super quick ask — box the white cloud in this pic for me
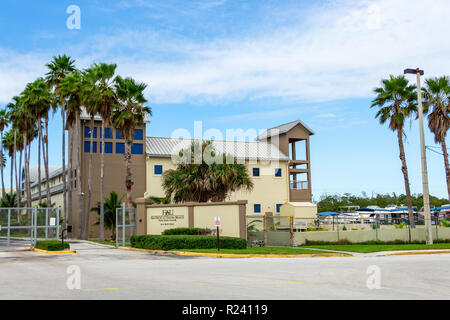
[1,0,450,105]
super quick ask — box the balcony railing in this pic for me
[290,180,308,190]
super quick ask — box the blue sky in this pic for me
[1,0,450,200]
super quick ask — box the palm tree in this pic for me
[58,71,84,239]
[91,191,124,241]
[0,108,8,199]
[371,75,417,228]
[162,141,254,203]
[80,67,100,240]
[46,55,76,231]
[21,79,53,206]
[422,76,450,201]
[111,76,151,210]
[86,63,117,242]
[0,192,17,208]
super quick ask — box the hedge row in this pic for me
[131,235,247,250]
[35,240,70,251]
[162,227,212,236]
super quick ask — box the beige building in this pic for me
[144,120,317,218]
[23,119,317,238]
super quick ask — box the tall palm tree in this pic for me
[46,55,76,230]
[13,91,36,208]
[80,67,99,240]
[422,76,450,201]
[372,75,417,227]
[58,71,84,239]
[162,141,254,203]
[0,108,8,199]
[2,129,14,197]
[87,63,117,242]
[111,76,151,210]
[22,79,53,206]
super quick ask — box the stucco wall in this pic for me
[294,226,450,245]
[137,199,247,239]
[145,156,289,216]
[194,204,241,238]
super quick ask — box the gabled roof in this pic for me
[146,137,289,161]
[257,120,315,140]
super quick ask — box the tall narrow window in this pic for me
[254,204,261,213]
[253,168,260,177]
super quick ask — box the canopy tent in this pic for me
[316,212,341,217]
[356,207,417,213]
[431,206,450,212]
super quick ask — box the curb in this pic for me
[118,247,350,258]
[33,248,78,255]
[384,250,450,256]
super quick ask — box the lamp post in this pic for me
[404,68,433,245]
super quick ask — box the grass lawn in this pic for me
[302,243,450,253]
[170,247,342,255]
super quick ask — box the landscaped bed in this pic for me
[302,243,450,253]
[35,240,70,251]
[170,247,343,255]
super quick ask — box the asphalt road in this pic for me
[0,242,449,300]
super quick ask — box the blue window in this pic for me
[116,143,125,154]
[102,142,113,154]
[84,126,97,138]
[154,165,163,175]
[104,128,113,139]
[116,129,123,140]
[253,168,260,177]
[84,142,97,153]
[134,129,143,140]
[131,144,143,155]
[275,168,282,177]
[276,204,282,213]
[254,204,261,213]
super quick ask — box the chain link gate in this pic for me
[115,204,137,248]
[0,207,61,250]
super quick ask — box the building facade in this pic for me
[23,119,317,238]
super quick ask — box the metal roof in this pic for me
[146,137,289,161]
[257,120,315,140]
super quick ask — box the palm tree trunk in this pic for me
[1,130,5,199]
[44,118,51,206]
[124,141,134,225]
[397,129,415,228]
[84,116,94,240]
[23,133,31,208]
[12,131,16,199]
[441,139,450,202]
[62,108,67,229]
[100,120,105,242]
[68,125,73,236]
[37,121,42,203]
[76,114,83,239]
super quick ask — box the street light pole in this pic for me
[404,68,433,245]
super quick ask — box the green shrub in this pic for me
[441,219,450,227]
[394,222,406,229]
[131,235,247,250]
[162,228,212,236]
[35,240,70,251]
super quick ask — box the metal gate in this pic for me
[115,204,137,248]
[247,215,294,247]
[0,207,61,250]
